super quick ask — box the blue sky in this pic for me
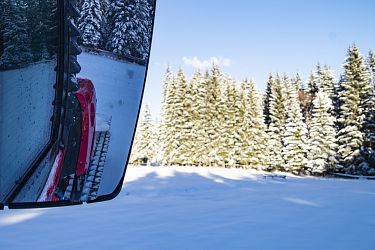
[144,0,375,118]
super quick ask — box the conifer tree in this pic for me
[234,81,248,167]
[304,70,319,125]
[307,70,319,95]
[282,83,308,174]
[205,65,223,166]
[106,0,151,59]
[225,78,239,168]
[367,50,375,86]
[308,91,337,175]
[78,0,103,48]
[319,65,336,101]
[170,68,187,165]
[189,71,209,166]
[178,77,195,166]
[263,74,274,127]
[160,67,177,165]
[130,105,156,165]
[0,0,32,69]
[244,80,268,170]
[27,0,58,61]
[337,45,372,173]
[215,75,232,167]
[267,74,288,170]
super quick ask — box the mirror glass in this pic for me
[0,0,155,208]
[0,0,58,204]
[77,0,155,199]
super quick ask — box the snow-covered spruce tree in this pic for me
[243,80,268,170]
[160,67,177,165]
[215,75,233,167]
[0,0,33,69]
[129,104,157,165]
[307,70,319,95]
[263,73,274,127]
[282,82,309,174]
[189,71,210,166]
[177,76,195,166]
[368,50,375,86]
[318,65,336,101]
[336,45,373,174]
[234,81,248,167]
[106,0,151,59]
[169,68,187,165]
[362,54,375,174]
[205,65,223,166]
[27,0,57,61]
[308,91,337,175]
[78,0,103,48]
[303,70,319,126]
[266,74,288,171]
[223,77,239,168]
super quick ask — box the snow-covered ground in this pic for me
[0,166,374,249]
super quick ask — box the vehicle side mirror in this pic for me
[0,0,156,209]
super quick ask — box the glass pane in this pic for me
[0,0,58,202]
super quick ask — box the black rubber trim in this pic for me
[88,0,157,204]
[8,201,82,210]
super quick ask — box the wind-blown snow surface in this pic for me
[0,166,374,249]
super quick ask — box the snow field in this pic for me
[0,166,374,250]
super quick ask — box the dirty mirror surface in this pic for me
[0,1,58,204]
[0,0,155,207]
[77,0,155,200]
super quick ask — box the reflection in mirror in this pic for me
[0,1,58,204]
[76,0,155,200]
[1,0,155,208]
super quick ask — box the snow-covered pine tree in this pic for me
[266,74,288,170]
[337,45,372,174]
[263,73,274,127]
[308,91,337,175]
[106,0,151,59]
[0,0,33,69]
[78,0,103,48]
[282,81,308,174]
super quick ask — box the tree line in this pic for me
[0,0,57,70]
[131,45,375,176]
[77,0,154,60]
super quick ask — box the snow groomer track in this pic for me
[65,115,112,201]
